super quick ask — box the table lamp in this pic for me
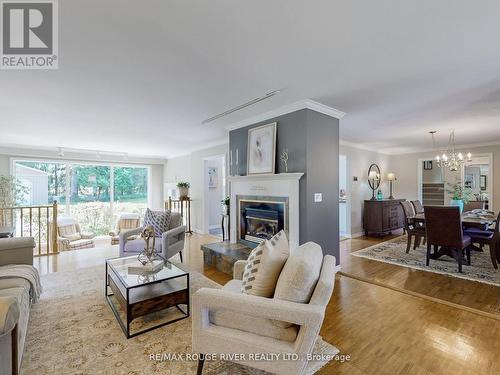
[387,172,396,199]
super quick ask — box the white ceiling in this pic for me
[1,0,500,157]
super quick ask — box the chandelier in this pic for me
[429,130,471,171]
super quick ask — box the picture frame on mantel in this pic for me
[247,122,277,175]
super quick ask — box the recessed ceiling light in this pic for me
[202,89,283,125]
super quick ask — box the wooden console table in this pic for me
[165,197,193,234]
[363,199,405,236]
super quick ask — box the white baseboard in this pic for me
[334,264,342,273]
[343,231,364,239]
[208,224,220,230]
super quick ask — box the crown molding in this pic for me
[166,138,228,159]
[224,99,346,131]
[339,140,390,155]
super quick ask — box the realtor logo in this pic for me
[1,0,58,69]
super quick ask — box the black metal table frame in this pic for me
[105,258,190,339]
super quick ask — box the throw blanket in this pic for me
[0,265,42,303]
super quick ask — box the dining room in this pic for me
[338,143,500,323]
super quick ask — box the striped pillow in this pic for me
[241,230,289,297]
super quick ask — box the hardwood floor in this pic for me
[340,231,500,319]
[33,233,500,375]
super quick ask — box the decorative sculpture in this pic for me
[280,148,289,173]
[137,225,158,265]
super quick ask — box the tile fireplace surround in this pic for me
[228,173,304,250]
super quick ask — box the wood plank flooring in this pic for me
[340,231,500,319]
[33,233,500,375]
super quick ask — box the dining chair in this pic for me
[463,211,500,269]
[463,201,485,212]
[424,206,471,273]
[411,200,424,215]
[400,201,426,253]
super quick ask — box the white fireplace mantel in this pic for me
[229,173,304,249]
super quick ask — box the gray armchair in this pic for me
[192,242,337,375]
[118,212,186,262]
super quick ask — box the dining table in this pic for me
[411,211,496,230]
[410,210,497,255]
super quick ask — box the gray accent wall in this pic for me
[229,109,340,262]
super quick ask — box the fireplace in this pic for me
[238,196,288,246]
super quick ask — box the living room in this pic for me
[1,1,500,375]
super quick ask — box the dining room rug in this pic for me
[21,263,339,375]
[351,236,500,286]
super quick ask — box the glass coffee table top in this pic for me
[106,255,187,289]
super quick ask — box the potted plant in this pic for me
[176,181,190,199]
[446,181,473,213]
[221,196,230,215]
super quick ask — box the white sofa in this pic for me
[192,241,337,375]
[0,237,36,375]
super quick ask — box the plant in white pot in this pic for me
[177,181,190,200]
[446,181,473,213]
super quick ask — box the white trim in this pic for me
[334,264,342,274]
[167,138,229,159]
[378,140,500,156]
[224,99,345,131]
[343,231,364,239]
[339,140,390,155]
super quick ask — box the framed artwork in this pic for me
[464,174,475,188]
[423,161,433,170]
[208,167,218,188]
[480,175,487,190]
[247,122,277,175]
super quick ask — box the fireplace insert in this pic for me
[238,197,287,246]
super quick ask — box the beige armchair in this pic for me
[54,217,95,251]
[192,242,337,375]
[109,213,140,245]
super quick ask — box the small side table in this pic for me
[221,214,230,241]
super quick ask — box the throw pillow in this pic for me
[272,241,324,328]
[241,230,289,297]
[143,208,171,237]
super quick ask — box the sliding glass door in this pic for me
[69,165,112,235]
[14,160,149,236]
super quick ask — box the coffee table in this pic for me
[105,255,189,338]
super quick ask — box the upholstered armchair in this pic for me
[109,213,140,245]
[119,211,185,262]
[192,242,337,375]
[54,217,95,251]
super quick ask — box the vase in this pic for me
[450,199,464,213]
[178,187,189,199]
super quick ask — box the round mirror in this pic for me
[367,163,381,190]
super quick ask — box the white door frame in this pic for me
[201,154,226,235]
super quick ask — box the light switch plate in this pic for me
[314,193,323,202]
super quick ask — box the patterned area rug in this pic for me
[352,236,500,286]
[22,264,339,374]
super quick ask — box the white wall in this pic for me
[339,144,391,236]
[164,143,229,233]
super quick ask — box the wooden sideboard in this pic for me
[363,199,405,236]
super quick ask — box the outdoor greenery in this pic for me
[0,174,27,207]
[446,181,474,203]
[13,162,148,235]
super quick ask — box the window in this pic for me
[13,160,149,236]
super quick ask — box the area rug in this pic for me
[351,236,500,287]
[22,264,339,375]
